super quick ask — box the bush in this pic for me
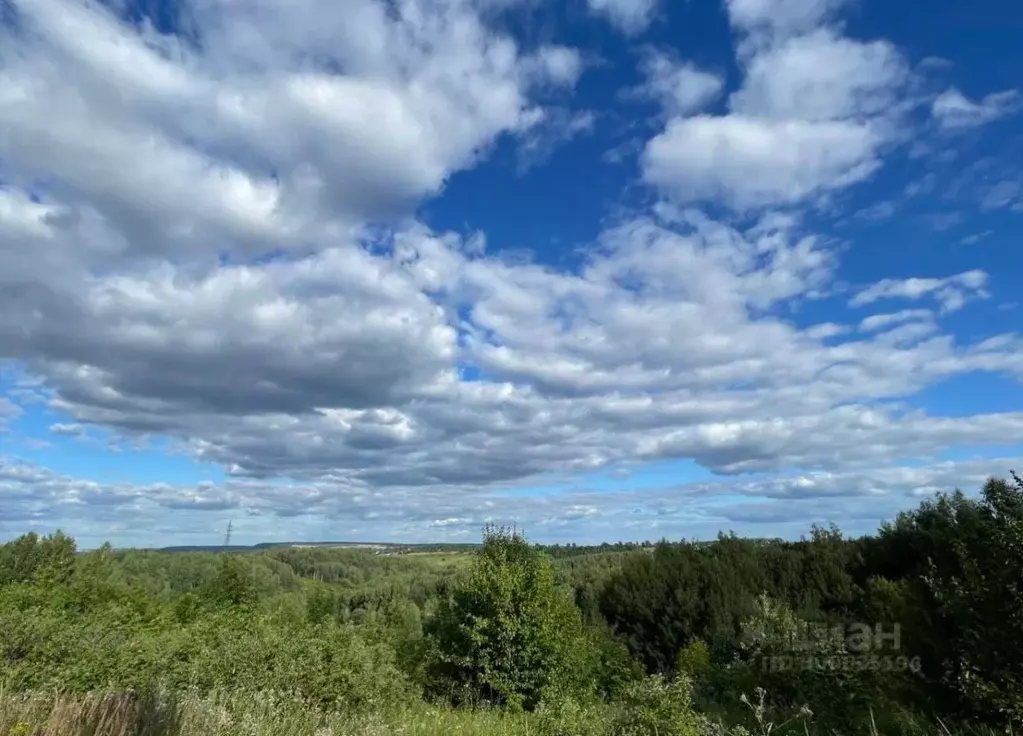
[610,675,711,736]
[426,525,594,709]
[677,639,711,682]
[591,625,645,701]
[535,694,611,736]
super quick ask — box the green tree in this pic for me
[599,541,757,674]
[200,554,257,608]
[675,638,710,683]
[34,530,77,586]
[0,532,43,585]
[426,525,592,709]
[910,474,1023,723]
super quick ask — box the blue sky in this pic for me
[1,0,1022,548]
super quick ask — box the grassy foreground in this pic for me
[0,689,1008,736]
[0,691,534,736]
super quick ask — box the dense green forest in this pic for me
[1,473,1021,735]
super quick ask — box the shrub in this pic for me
[610,675,711,736]
[591,625,645,701]
[426,525,594,709]
[535,694,611,736]
[677,639,711,682]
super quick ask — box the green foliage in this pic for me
[599,540,760,674]
[0,530,76,587]
[736,594,808,660]
[172,592,201,624]
[609,675,712,736]
[887,474,1023,722]
[709,594,900,734]
[677,639,711,682]
[534,693,611,736]
[589,624,645,701]
[0,597,415,711]
[732,687,814,736]
[200,555,258,608]
[305,587,338,625]
[426,525,593,709]
[0,532,45,586]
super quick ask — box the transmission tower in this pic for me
[224,520,233,547]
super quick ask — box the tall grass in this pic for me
[0,690,540,736]
[0,690,1012,736]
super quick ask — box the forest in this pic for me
[0,473,1021,735]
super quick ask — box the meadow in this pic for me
[1,473,1021,735]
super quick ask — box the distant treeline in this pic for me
[154,541,480,554]
[153,540,661,556]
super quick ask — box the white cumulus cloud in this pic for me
[641,0,909,210]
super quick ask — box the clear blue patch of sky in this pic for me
[847,0,1023,92]
[911,371,1023,417]
[1,431,226,486]
[418,134,615,269]
[1,387,225,486]
[936,447,1023,464]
